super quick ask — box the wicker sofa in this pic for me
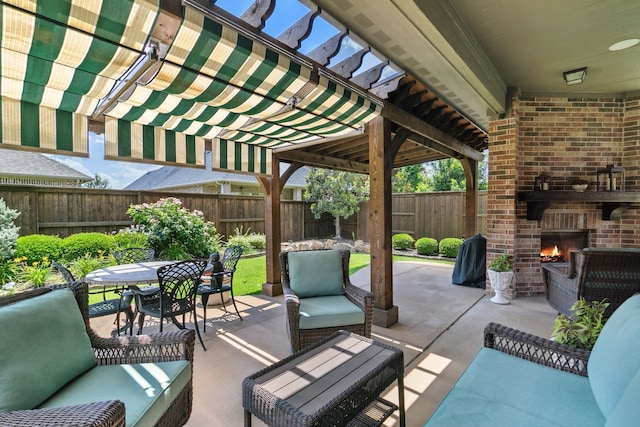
[542,247,640,318]
[0,282,195,427]
[424,293,640,426]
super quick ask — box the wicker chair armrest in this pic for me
[344,282,375,311]
[484,322,590,376]
[0,400,126,427]
[90,329,195,365]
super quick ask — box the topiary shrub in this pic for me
[439,237,464,258]
[15,234,63,264]
[392,233,414,250]
[60,232,115,261]
[415,237,438,256]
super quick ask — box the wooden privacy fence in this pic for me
[0,186,487,242]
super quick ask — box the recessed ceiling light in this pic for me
[608,38,640,51]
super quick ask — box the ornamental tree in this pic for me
[304,168,369,239]
[0,198,20,260]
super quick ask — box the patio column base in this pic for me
[373,305,398,327]
[262,282,282,297]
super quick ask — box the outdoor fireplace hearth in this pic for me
[540,230,589,263]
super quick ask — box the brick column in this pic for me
[486,94,518,298]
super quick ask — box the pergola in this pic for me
[0,0,487,326]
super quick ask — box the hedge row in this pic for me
[392,233,464,258]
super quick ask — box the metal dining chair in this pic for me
[52,260,134,336]
[131,260,208,350]
[111,247,156,335]
[196,246,243,331]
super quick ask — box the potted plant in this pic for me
[487,254,514,304]
[551,298,609,350]
[568,177,589,192]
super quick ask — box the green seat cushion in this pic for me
[588,293,640,418]
[299,295,364,329]
[0,289,96,412]
[38,360,191,427]
[287,250,344,298]
[605,369,640,427]
[425,348,604,427]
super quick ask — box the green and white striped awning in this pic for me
[0,96,87,154]
[0,0,159,152]
[0,0,383,173]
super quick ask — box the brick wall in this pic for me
[488,93,640,296]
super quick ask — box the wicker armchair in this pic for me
[280,249,374,353]
[0,282,195,427]
[541,248,640,318]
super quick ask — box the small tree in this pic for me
[83,173,110,189]
[0,198,20,259]
[304,168,369,239]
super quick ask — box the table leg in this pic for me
[244,410,252,427]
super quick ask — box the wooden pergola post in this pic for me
[368,116,398,327]
[461,157,479,238]
[258,160,283,296]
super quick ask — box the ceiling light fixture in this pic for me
[609,38,640,51]
[563,67,587,85]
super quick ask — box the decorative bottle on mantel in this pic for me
[596,164,625,192]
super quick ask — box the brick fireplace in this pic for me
[486,92,640,297]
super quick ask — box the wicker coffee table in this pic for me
[242,331,405,427]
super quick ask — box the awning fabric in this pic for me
[0,0,159,153]
[104,117,204,166]
[0,96,87,154]
[1,0,382,173]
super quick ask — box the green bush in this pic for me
[226,227,266,254]
[127,197,221,259]
[439,237,464,258]
[0,198,20,260]
[392,233,414,250]
[60,232,114,261]
[415,237,438,256]
[112,226,149,249]
[15,234,63,264]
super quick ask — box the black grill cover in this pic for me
[452,234,486,288]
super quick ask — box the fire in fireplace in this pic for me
[540,230,589,263]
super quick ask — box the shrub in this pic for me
[0,198,20,260]
[127,198,221,259]
[15,234,63,264]
[15,257,52,287]
[226,227,266,254]
[71,252,112,279]
[112,226,149,249]
[439,237,464,258]
[488,254,514,272]
[60,232,115,261]
[0,259,17,285]
[392,233,414,250]
[415,237,438,256]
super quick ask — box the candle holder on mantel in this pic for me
[596,164,625,191]
[534,173,552,191]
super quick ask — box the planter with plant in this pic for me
[551,298,609,350]
[487,254,514,304]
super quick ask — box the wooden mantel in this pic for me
[517,191,640,220]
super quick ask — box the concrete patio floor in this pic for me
[92,260,557,426]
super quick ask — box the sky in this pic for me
[51,0,393,189]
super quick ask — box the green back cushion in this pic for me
[588,293,640,418]
[287,250,344,298]
[0,289,96,411]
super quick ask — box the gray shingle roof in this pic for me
[125,165,309,191]
[0,148,91,180]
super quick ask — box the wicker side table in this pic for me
[242,331,405,427]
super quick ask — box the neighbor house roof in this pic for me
[125,165,309,191]
[0,148,91,185]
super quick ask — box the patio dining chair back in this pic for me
[197,246,243,331]
[133,260,208,350]
[110,248,155,335]
[113,247,155,265]
[52,260,134,336]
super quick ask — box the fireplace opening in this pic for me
[540,230,589,263]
